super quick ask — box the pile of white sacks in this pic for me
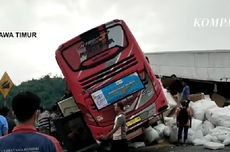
[144,94,230,150]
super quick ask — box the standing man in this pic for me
[0,106,14,133]
[0,91,63,152]
[50,105,61,138]
[0,107,8,136]
[175,100,192,145]
[38,107,51,135]
[101,102,128,152]
[181,81,190,101]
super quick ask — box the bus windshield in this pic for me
[62,25,128,71]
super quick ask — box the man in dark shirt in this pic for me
[0,91,63,152]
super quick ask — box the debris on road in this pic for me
[163,94,230,150]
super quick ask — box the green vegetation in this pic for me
[0,75,66,109]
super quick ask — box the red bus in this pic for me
[55,19,168,140]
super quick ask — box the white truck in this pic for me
[145,50,230,105]
[145,50,230,82]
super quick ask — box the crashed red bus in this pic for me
[55,19,168,140]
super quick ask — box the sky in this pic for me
[0,0,230,85]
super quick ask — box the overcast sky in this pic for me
[1,0,230,85]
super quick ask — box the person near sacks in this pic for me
[175,100,192,145]
[181,81,190,101]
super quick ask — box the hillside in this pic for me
[0,75,66,109]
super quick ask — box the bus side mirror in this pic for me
[145,56,149,63]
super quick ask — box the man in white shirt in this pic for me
[101,102,128,152]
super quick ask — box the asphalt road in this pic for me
[130,144,230,152]
[63,140,230,152]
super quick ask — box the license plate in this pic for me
[126,116,141,127]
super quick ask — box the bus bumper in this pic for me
[88,124,113,140]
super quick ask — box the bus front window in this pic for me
[62,25,127,71]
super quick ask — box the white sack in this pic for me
[210,136,219,143]
[186,119,203,144]
[163,89,177,108]
[128,142,145,148]
[187,129,194,143]
[223,137,230,146]
[164,117,176,127]
[163,126,171,137]
[209,126,230,142]
[204,134,219,143]
[154,123,166,137]
[202,120,215,136]
[204,95,211,100]
[169,125,178,143]
[189,99,217,121]
[204,134,212,142]
[206,105,230,128]
[193,138,207,146]
[204,142,225,150]
[191,118,202,131]
[144,126,159,144]
[188,129,203,144]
